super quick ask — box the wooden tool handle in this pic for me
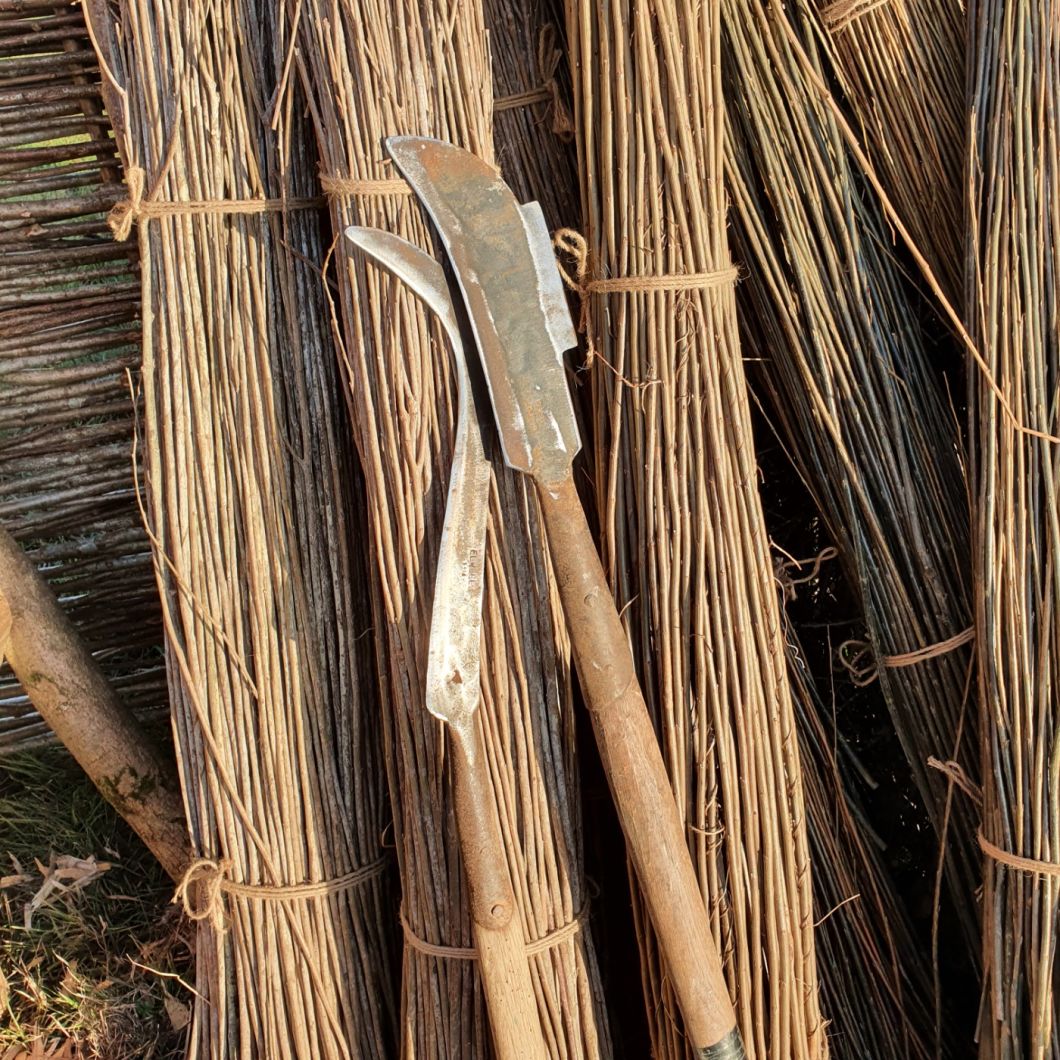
[450,722,548,1060]
[536,473,742,1053]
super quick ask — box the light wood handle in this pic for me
[450,721,548,1060]
[536,472,741,1052]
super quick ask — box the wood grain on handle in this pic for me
[450,720,548,1060]
[536,473,740,1051]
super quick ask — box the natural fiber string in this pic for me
[927,757,982,805]
[174,855,389,931]
[819,0,893,31]
[554,227,739,297]
[107,166,323,241]
[776,545,838,601]
[319,174,412,197]
[493,26,574,139]
[553,228,738,383]
[836,639,878,687]
[838,626,974,685]
[494,85,553,111]
[884,626,975,668]
[399,905,588,960]
[979,831,1060,879]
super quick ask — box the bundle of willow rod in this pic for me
[782,615,935,1060]
[566,2,824,1056]
[295,3,610,1056]
[488,0,577,230]
[0,0,163,750]
[722,0,978,970]
[84,1,395,1054]
[969,0,1060,1052]
[813,0,964,304]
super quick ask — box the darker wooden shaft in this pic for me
[450,721,548,1058]
[536,472,740,1050]
[450,720,518,931]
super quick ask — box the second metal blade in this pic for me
[345,225,490,731]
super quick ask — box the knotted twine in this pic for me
[107,165,322,242]
[554,228,740,298]
[838,625,975,687]
[399,904,589,960]
[493,26,574,141]
[174,855,388,932]
[552,228,739,379]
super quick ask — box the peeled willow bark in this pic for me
[84,0,395,1055]
[565,2,824,1056]
[813,0,964,304]
[969,0,1060,1053]
[0,0,164,751]
[723,0,979,992]
[295,3,610,1056]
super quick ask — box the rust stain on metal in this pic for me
[386,136,580,485]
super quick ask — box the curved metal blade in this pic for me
[386,136,580,486]
[345,226,490,730]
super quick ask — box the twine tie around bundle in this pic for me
[319,174,412,198]
[552,228,740,380]
[837,625,975,687]
[553,228,740,299]
[174,855,388,932]
[400,904,589,960]
[978,831,1060,879]
[819,0,893,31]
[493,26,574,140]
[107,165,323,242]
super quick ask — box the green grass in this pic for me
[0,749,191,1059]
